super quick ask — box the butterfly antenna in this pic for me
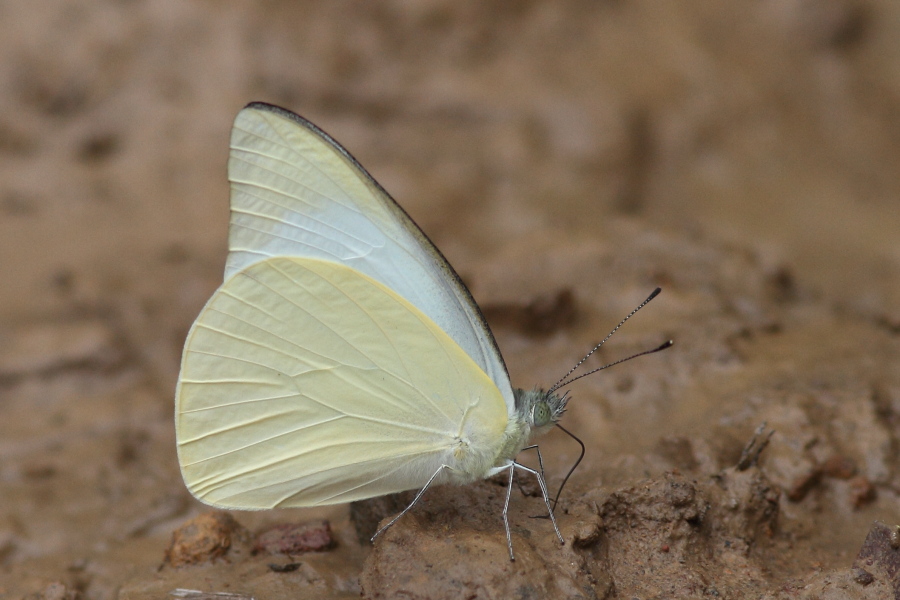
[552,339,673,390]
[548,287,667,395]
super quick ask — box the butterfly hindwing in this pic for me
[176,257,509,509]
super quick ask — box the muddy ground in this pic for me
[1,1,898,599]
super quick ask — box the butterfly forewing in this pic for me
[225,104,514,413]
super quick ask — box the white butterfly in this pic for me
[175,103,668,560]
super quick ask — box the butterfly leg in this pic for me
[500,462,517,561]
[516,444,546,498]
[513,461,565,545]
[370,464,449,544]
[520,444,546,473]
[517,444,557,518]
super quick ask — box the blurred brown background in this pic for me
[1,2,898,598]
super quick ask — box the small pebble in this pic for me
[165,511,245,567]
[786,469,821,502]
[851,566,874,586]
[848,476,876,509]
[571,518,602,548]
[253,520,335,555]
[821,455,856,479]
[269,562,302,573]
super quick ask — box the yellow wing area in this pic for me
[176,257,509,509]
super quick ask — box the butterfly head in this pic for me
[514,388,569,437]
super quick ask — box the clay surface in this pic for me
[1,2,898,599]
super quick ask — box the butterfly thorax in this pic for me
[491,388,568,467]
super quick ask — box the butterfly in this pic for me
[175,102,670,560]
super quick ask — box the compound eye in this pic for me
[532,402,551,427]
